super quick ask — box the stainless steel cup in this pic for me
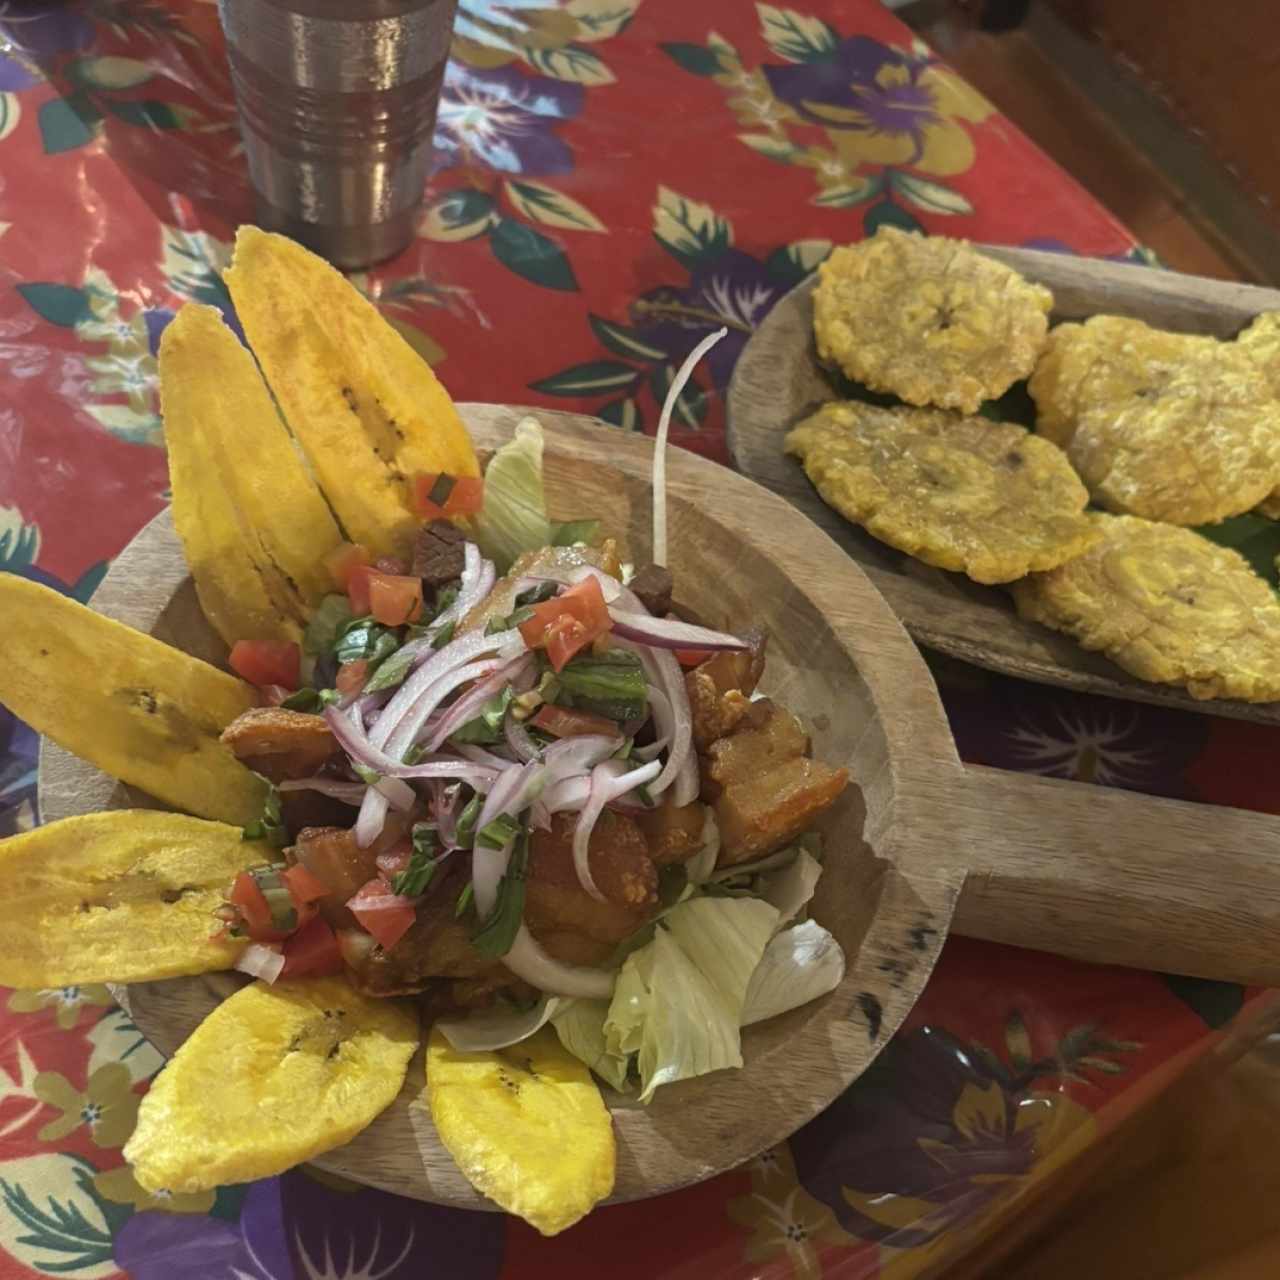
[218,0,459,268]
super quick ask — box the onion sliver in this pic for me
[504,924,615,998]
[609,609,746,652]
[573,759,661,900]
[278,777,367,805]
[235,944,284,984]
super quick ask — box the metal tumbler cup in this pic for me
[218,0,459,269]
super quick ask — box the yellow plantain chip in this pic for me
[0,811,260,987]
[125,977,419,1194]
[425,1024,615,1236]
[160,303,344,646]
[0,575,266,824]
[223,227,479,557]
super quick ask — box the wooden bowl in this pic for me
[727,246,1280,725]
[38,404,1280,1209]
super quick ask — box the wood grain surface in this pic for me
[35,404,1280,1209]
[726,245,1280,724]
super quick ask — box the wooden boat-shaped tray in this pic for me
[727,246,1280,724]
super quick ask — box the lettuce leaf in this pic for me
[551,999,631,1092]
[743,921,845,1026]
[603,897,778,1101]
[436,994,570,1053]
[470,417,552,572]
[755,848,823,929]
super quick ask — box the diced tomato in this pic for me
[326,541,371,590]
[369,572,424,626]
[228,871,292,943]
[674,648,713,669]
[347,877,417,951]
[531,703,619,738]
[519,576,612,672]
[282,862,331,906]
[335,659,369,698]
[279,915,344,979]
[347,564,377,615]
[230,640,301,690]
[375,555,407,575]
[375,838,413,881]
[412,473,484,520]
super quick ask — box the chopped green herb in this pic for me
[242,785,287,849]
[352,763,381,785]
[455,792,483,849]
[454,881,475,918]
[362,643,418,693]
[554,650,647,721]
[304,595,353,656]
[391,826,439,896]
[476,812,521,851]
[550,519,601,548]
[245,863,297,931]
[471,831,529,958]
[450,685,514,745]
[281,687,321,712]
[634,783,655,808]
[515,581,559,608]
[432,618,457,648]
[334,617,400,670]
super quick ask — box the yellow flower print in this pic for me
[93,1165,216,1214]
[728,1142,854,1280]
[34,1063,140,1149]
[7,985,113,1031]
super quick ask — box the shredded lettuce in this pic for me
[551,999,630,1092]
[755,848,823,929]
[437,994,571,1053]
[743,921,845,1026]
[470,417,552,571]
[602,897,778,1101]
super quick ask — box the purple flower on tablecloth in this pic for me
[941,675,1210,799]
[434,62,583,175]
[115,1172,507,1279]
[0,0,92,90]
[790,1020,1125,1248]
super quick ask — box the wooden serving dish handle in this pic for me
[946,765,1280,984]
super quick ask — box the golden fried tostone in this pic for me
[812,228,1053,414]
[1013,514,1280,702]
[1029,315,1280,525]
[785,401,1098,584]
[1236,312,1280,517]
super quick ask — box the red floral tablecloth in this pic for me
[1,2,1277,1277]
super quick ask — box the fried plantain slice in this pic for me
[160,303,344,646]
[125,977,419,1193]
[0,575,266,823]
[1236,312,1280,517]
[1029,315,1280,525]
[425,1024,615,1236]
[0,811,260,987]
[812,228,1053,413]
[785,401,1098,584]
[1013,513,1280,701]
[223,227,479,557]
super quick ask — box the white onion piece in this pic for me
[476,757,546,835]
[278,777,367,805]
[374,774,416,812]
[529,799,552,831]
[354,786,389,849]
[608,608,746,653]
[504,707,541,762]
[573,759,661,900]
[324,705,400,777]
[235,944,284,984]
[429,543,494,637]
[672,749,700,808]
[542,733,623,782]
[455,743,513,771]
[504,924,615,998]
[653,326,729,567]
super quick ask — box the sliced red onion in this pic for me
[455,743,514,772]
[383,657,506,761]
[235,943,284,984]
[573,759,662,900]
[653,326,728,567]
[529,798,552,831]
[278,777,367,805]
[672,749,700,808]
[371,627,522,752]
[431,780,463,848]
[608,609,746,653]
[542,733,623,784]
[503,925,615,998]
[542,775,591,814]
[533,565,624,604]
[615,638,691,800]
[476,757,546,834]
[381,758,498,787]
[374,774,416,812]
[431,543,495,635]
[503,707,541,763]
[420,655,532,753]
[354,786,389,849]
